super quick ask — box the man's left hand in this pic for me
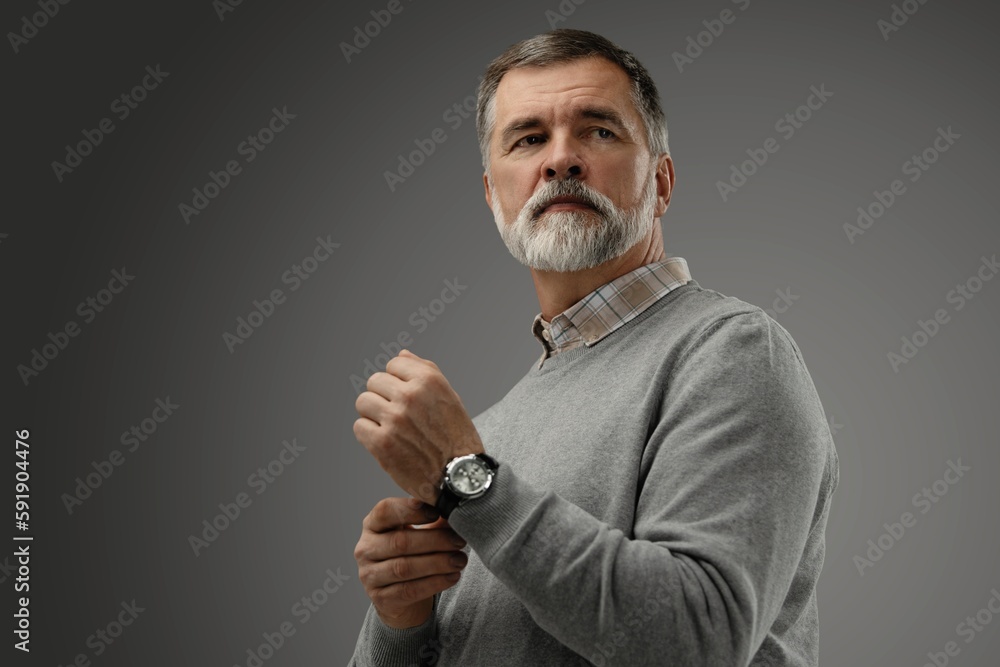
[354,348,485,506]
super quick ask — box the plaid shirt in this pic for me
[531,257,692,369]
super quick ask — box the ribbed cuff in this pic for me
[446,462,549,566]
[355,595,437,667]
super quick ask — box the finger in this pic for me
[384,353,431,382]
[354,390,391,423]
[371,571,463,609]
[411,515,448,530]
[400,348,440,371]
[365,371,407,402]
[365,551,468,590]
[365,497,440,533]
[352,416,381,450]
[364,526,467,561]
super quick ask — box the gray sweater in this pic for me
[349,280,840,666]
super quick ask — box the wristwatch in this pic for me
[435,453,499,519]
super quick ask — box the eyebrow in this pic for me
[498,106,630,148]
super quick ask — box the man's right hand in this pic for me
[354,497,468,629]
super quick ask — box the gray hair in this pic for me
[476,29,669,174]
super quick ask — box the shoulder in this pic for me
[641,281,803,368]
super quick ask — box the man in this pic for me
[349,28,839,666]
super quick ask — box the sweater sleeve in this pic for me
[446,310,838,666]
[347,593,439,666]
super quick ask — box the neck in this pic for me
[531,224,666,321]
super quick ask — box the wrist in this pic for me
[376,602,434,630]
[435,453,499,519]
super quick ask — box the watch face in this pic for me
[450,458,489,496]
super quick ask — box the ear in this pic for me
[483,171,493,212]
[653,154,674,218]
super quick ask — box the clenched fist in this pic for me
[354,348,486,506]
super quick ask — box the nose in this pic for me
[541,133,585,181]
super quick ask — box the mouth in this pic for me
[539,196,595,214]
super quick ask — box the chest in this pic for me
[471,371,664,528]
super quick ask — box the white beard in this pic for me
[490,169,658,272]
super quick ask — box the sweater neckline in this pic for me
[526,280,700,377]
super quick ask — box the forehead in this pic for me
[493,57,639,127]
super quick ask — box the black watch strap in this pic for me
[435,486,462,520]
[435,454,499,520]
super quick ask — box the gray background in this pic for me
[3,0,998,664]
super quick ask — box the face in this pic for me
[483,57,672,272]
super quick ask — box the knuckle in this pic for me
[370,501,389,527]
[394,389,414,410]
[358,566,374,589]
[391,557,411,581]
[361,511,372,532]
[381,401,401,424]
[389,530,409,555]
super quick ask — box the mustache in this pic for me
[529,180,608,220]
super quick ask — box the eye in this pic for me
[592,127,616,140]
[513,135,544,149]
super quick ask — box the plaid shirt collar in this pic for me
[531,257,692,369]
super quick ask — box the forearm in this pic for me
[447,465,765,666]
